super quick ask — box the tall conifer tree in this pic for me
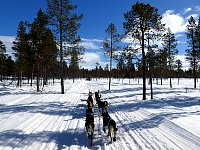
[103,23,121,90]
[47,0,83,94]
[0,40,6,81]
[185,16,199,88]
[123,2,163,100]
[12,21,29,86]
[162,28,178,88]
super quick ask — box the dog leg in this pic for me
[103,126,106,132]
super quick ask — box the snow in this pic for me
[0,78,200,150]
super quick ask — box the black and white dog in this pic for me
[95,91,108,113]
[85,92,95,145]
[85,111,94,145]
[87,92,93,107]
[87,92,94,112]
[102,112,118,143]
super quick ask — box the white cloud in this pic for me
[80,38,102,50]
[0,36,15,53]
[80,52,101,69]
[177,41,187,44]
[162,10,186,34]
[186,14,199,20]
[81,38,102,43]
[183,8,192,14]
[195,5,200,11]
[121,37,133,44]
[175,34,184,38]
[79,52,110,70]
[82,52,100,63]
[80,41,99,50]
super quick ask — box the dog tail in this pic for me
[108,125,115,143]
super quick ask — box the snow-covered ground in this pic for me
[0,78,200,150]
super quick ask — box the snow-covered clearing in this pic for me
[0,78,200,150]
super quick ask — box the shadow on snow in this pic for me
[0,102,86,120]
[0,129,93,149]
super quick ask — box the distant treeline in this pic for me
[0,1,200,96]
[0,57,198,81]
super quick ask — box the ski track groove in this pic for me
[1,115,47,148]
[91,82,175,149]
[87,82,107,149]
[102,87,180,150]
[38,82,85,150]
[0,93,60,133]
[94,83,142,149]
[0,81,86,150]
[133,110,182,150]
[82,83,102,149]
[55,83,84,150]
[15,115,59,150]
[95,82,200,150]
[2,80,200,150]
[89,82,141,150]
[0,94,47,127]
[39,114,70,150]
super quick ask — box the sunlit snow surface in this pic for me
[0,78,200,150]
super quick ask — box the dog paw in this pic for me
[113,137,116,142]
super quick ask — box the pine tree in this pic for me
[146,46,156,99]
[155,48,168,85]
[103,23,121,90]
[29,9,50,92]
[0,40,6,81]
[68,44,83,83]
[42,29,57,86]
[4,56,15,77]
[185,16,199,88]
[174,59,182,85]
[47,0,83,94]
[162,28,178,88]
[12,21,30,86]
[116,54,126,82]
[126,53,135,79]
[123,2,163,100]
[196,17,200,62]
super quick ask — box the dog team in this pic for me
[85,91,118,145]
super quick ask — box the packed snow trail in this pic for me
[88,80,200,150]
[0,79,200,150]
[0,81,90,150]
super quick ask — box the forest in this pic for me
[0,1,200,98]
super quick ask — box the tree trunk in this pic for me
[150,70,153,99]
[20,71,22,87]
[17,72,20,87]
[30,70,33,87]
[142,30,146,100]
[109,26,113,91]
[194,59,196,88]
[37,63,40,92]
[168,40,172,88]
[60,0,65,94]
[177,71,179,85]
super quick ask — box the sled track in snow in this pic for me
[1,80,200,150]
[0,82,88,150]
[85,82,117,149]
[88,81,200,150]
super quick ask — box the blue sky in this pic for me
[0,0,200,70]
